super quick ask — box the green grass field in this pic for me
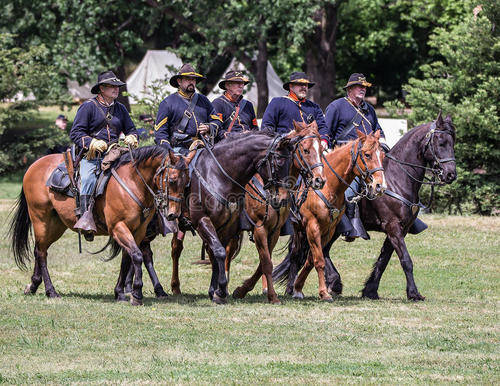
[0,192,498,383]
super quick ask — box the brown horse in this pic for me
[273,130,386,300]
[9,146,193,305]
[228,121,326,304]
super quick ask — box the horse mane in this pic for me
[221,129,277,144]
[113,145,168,169]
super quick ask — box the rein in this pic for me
[385,121,456,186]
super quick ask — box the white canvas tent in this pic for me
[67,80,93,101]
[207,58,284,107]
[126,50,183,103]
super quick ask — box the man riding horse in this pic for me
[261,71,327,134]
[154,63,223,154]
[70,70,139,238]
[212,70,259,133]
[324,73,427,241]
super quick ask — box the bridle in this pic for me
[152,154,189,209]
[292,134,324,188]
[321,138,384,201]
[385,121,456,186]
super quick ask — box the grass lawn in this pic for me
[0,192,498,383]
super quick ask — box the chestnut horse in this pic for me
[273,130,386,300]
[228,121,326,304]
[9,146,193,305]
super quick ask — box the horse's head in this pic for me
[290,120,326,190]
[255,132,303,206]
[155,150,194,221]
[352,129,387,199]
[423,111,457,184]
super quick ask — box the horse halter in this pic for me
[386,120,456,186]
[256,134,294,192]
[293,134,324,188]
[153,154,188,209]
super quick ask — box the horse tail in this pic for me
[9,188,32,271]
[91,237,122,261]
[272,229,309,285]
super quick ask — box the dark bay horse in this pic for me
[272,130,386,301]
[228,121,326,304]
[276,112,457,301]
[188,130,304,303]
[9,146,193,305]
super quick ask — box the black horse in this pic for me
[273,112,457,301]
[114,130,303,304]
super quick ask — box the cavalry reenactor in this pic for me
[212,70,258,133]
[324,73,426,240]
[154,63,223,155]
[261,71,327,135]
[70,70,138,236]
[323,73,385,241]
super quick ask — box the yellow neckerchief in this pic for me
[285,91,306,123]
[345,96,373,133]
[96,94,114,107]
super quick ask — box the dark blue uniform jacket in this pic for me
[70,98,137,150]
[261,94,327,135]
[154,92,223,150]
[212,94,258,132]
[324,97,385,146]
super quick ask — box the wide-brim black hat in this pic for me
[90,71,126,94]
[218,70,250,90]
[169,63,206,88]
[283,72,315,91]
[343,73,372,89]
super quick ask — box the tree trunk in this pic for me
[255,36,269,118]
[305,2,342,110]
[114,65,131,112]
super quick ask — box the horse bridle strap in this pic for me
[293,134,324,186]
[111,168,152,221]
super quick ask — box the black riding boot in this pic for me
[74,195,95,241]
[408,217,428,234]
[343,202,369,241]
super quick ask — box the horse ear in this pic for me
[445,113,452,122]
[356,129,367,142]
[183,149,196,166]
[436,110,444,125]
[292,120,302,132]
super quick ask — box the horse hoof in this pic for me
[262,288,268,295]
[130,296,143,306]
[232,287,247,299]
[362,291,379,300]
[270,298,281,305]
[24,284,34,295]
[409,294,425,301]
[212,293,227,305]
[292,291,304,300]
[155,289,169,299]
[320,296,334,303]
[46,292,60,298]
[115,294,128,302]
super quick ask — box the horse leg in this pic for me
[307,225,332,301]
[24,253,42,295]
[197,217,228,304]
[111,222,144,306]
[115,251,131,302]
[30,215,67,298]
[293,253,314,300]
[362,236,394,299]
[324,233,343,296]
[141,240,168,298]
[170,232,184,295]
[225,234,242,286]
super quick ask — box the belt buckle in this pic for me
[184,110,192,119]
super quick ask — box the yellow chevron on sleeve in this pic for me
[210,114,223,122]
[155,117,168,131]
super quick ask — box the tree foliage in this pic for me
[403,2,499,214]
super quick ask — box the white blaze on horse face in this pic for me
[376,149,387,189]
[313,140,321,164]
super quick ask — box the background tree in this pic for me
[403,1,499,214]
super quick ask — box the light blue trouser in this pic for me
[80,158,102,195]
[345,176,360,202]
